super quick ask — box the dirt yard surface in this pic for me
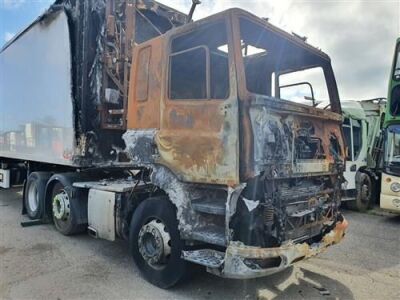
[1,187,399,300]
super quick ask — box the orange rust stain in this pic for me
[157,133,224,172]
[127,37,164,129]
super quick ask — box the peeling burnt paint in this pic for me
[123,129,158,164]
[248,96,345,178]
[149,165,196,235]
[123,129,205,236]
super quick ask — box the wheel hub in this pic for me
[138,220,171,268]
[52,190,70,220]
[361,184,369,200]
[27,184,39,212]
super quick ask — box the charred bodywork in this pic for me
[123,8,347,277]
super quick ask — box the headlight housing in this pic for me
[392,199,400,208]
[390,182,400,192]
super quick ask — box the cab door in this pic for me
[343,117,368,191]
[157,18,239,185]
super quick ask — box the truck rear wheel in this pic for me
[24,172,51,219]
[51,182,86,235]
[129,197,188,289]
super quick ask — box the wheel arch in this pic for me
[43,172,84,221]
[135,164,195,237]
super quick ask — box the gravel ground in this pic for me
[1,187,399,300]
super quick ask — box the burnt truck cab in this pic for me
[124,8,347,279]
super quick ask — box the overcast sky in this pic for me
[1,0,399,100]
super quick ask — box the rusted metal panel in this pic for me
[127,38,164,129]
[126,15,240,185]
[156,97,239,185]
[156,17,239,185]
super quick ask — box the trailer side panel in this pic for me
[0,11,76,166]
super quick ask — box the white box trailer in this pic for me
[0,11,75,165]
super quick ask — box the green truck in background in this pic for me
[379,38,400,213]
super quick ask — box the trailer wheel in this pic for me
[354,173,373,212]
[129,197,188,288]
[51,182,86,235]
[24,172,51,219]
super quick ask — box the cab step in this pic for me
[182,249,224,268]
[191,198,226,215]
[191,225,226,246]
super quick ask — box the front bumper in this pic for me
[217,218,348,279]
[380,194,400,213]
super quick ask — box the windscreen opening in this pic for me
[239,17,333,107]
[385,125,400,168]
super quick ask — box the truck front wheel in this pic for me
[129,197,188,288]
[355,173,373,212]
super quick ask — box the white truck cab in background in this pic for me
[341,99,386,211]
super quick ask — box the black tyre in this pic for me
[354,173,373,212]
[24,172,51,219]
[129,196,188,289]
[51,182,86,235]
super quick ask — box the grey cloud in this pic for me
[160,0,399,100]
[288,1,399,99]
[1,0,26,10]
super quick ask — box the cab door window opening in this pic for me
[343,117,363,161]
[169,21,230,100]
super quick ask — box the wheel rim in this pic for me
[27,183,39,213]
[360,179,371,204]
[138,219,171,269]
[52,190,70,221]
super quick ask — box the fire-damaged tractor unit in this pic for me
[0,0,348,288]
